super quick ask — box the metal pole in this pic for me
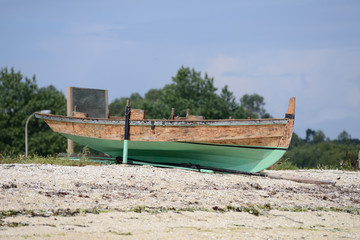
[25,113,35,157]
[122,101,131,164]
[25,110,51,157]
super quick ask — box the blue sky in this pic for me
[1,0,360,139]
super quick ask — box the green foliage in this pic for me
[218,85,238,118]
[282,130,360,169]
[336,130,359,145]
[0,153,99,166]
[337,130,351,141]
[240,94,272,118]
[268,158,298,170]
[0,67,66,155]
[109,66,271,120]
[158,66,221,118]
[288,133,306,149]
[145,88,162,102]
[109,92,157,117]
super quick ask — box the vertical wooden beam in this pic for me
[105,89,109,118]
[67,87,74,154]
[186,109,190,119]
[171,108,175,120]
[287,97,295,115]
[279,97,296,147]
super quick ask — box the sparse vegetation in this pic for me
[0,153,100,166]
[270,131,360,170]
[268,158,299,170]
[0,207,109,219]
[109,231,132,236]
[1,205,359,222]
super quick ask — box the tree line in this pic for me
[280,130,360,169]
[0,67,67,155]
[109,66,271,120]
[1,66,358,170]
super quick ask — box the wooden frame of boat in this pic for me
[35,97,295,172]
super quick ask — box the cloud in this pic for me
[38,23,130,56]
[204,48,360,137]
[71,23,126,39]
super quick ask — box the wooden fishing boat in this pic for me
[35,98,295,172]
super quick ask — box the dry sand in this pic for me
[0,164,359,239]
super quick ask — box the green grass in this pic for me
[267,158,299,170]
[0,154,102,166]
[0,146,108,166]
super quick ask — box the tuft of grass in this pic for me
[0,219,29,228]
[279,206,308,212]
[130,206,146,213]
[0,207,108,219]
[1,210,19,217]
[243,206,260,216]
[109,231,132,236]
[267,158,298,170]
[128,205,270,216]
[225,205,242,212]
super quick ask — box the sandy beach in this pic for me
[1,164,359,239]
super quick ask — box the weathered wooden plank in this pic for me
[72,112,88,118]
[130,109,145,120]
[186,115,205,120]
[44,119,288,147]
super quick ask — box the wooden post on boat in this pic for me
[286,97,295,117]
[186,109,190,118]
[171,108,175,120]
[123,100,131,164]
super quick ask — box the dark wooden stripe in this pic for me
[179,141,288,151]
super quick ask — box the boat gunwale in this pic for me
[35,113,290,126]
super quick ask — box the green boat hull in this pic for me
[62,133,286,172]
